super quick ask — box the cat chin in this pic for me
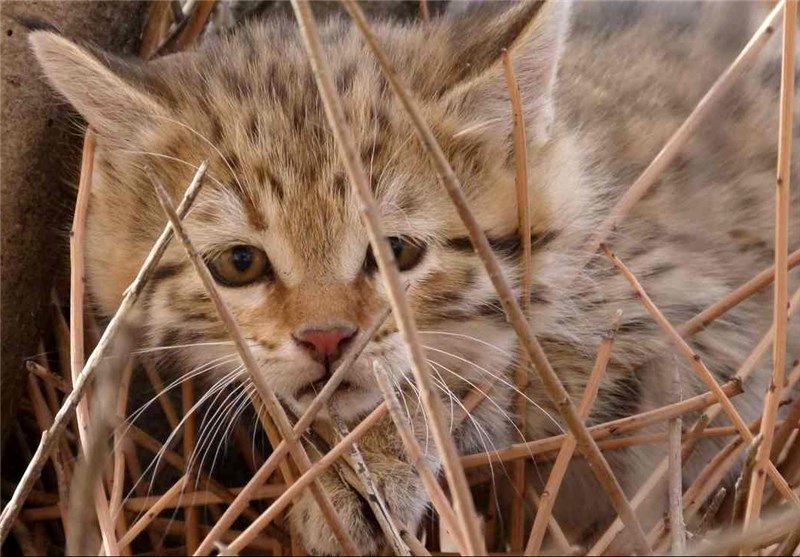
[288,384,384,421]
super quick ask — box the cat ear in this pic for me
[442,0,571,145]
[28,31,167,140]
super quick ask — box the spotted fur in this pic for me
[30,1,799,553]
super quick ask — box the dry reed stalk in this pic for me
[148,170,358,555]
[194,308,390,555]
[67,340,126,556]
[140,1,173,60]
[340,2,650,553]
[110,359,133,520]
[687,509,800,556]
[0,163,206,545]
[418,0,430,22]
[771,360,800,460]
[160,0,216,54]
[67,129,119,555]
[222,403,389,553]
[181,379,200,553]
[524,487,574,554]
[148,518,285,555]
[233,421,261,475]
[501,47,533,554]
[374,363,472,555]
[10,518,37,557]
[125,423,265,524]
[462,379,742,468]
[695,487,727,537]
[734,434,765,525]
[678,248,800,337]
[636,354,800,554]
[525,310,622,555]
[143,359,181,431]
[328,406,411,555]
[602,244,799,505]
[123,483,287,512]
[579,0,784,267]
[25,376,70,536]
[745,0,797,526]
[684,436,750,521]
[772,527,800,555]
[668,361,686,554]
[110,359,134,556]
[293,1,485,552]
[26,361,70,395]
[456,380,496,424]
[402,529,433,556]
[117,474,191,547]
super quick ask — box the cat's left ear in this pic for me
[29,31,169,142]
[442,0,572,145]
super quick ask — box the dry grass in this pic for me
[2,1,799,556]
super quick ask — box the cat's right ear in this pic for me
[29,31,167,140]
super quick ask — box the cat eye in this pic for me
[364,236,426,273]
[207,245,271,287]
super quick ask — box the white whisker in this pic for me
[422,344,563,433]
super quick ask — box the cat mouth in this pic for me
[295,379,357,399]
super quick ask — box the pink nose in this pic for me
[293,326,357,363]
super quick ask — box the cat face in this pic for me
[31,2,579,420]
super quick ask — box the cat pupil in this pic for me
[389,236,404,258]
[232,246,253,272]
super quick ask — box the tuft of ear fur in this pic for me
[28,31,166,140]
[444,0,572,145]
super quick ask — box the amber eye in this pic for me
[390,236,426,271]
[207,245,271,287]
[363,236,426,273]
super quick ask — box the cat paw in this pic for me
[290,454,429,555]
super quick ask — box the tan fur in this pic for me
[30,1,799,553]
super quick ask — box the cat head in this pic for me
[30,1,583,420]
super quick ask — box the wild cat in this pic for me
[29,0,799,554]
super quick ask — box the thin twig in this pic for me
[221,404,388,553]
[143,359,181,431]
[694,487,727,537]
[526,310,622,555]
[502,46,533,554]
[0,162,207,545]
[678,248,800,337]
[67,337,127,556]
[140,1,173,60]
[418,0,429,22]
[25,376,70,536]
[687,509,800,556]
[293,1,485,553]
[602,244,799,505]
[734,435,764,525]
[149,169,358,554]
[340,1,651,552]
[374,362,471,556]
[157,0,216,55]
[600,285,800,554]
[118,475,191,547]
[182,380,200,554]
[328,405,411,555]
[525,486,574,554]
[68,130,119,555]
[668,362,686,554]
[402,529,432,556]
[579,1,784,267]
[745,0,797,527]
[461,379,743,468]
[193,307,390,555]
[771,360,800,460]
